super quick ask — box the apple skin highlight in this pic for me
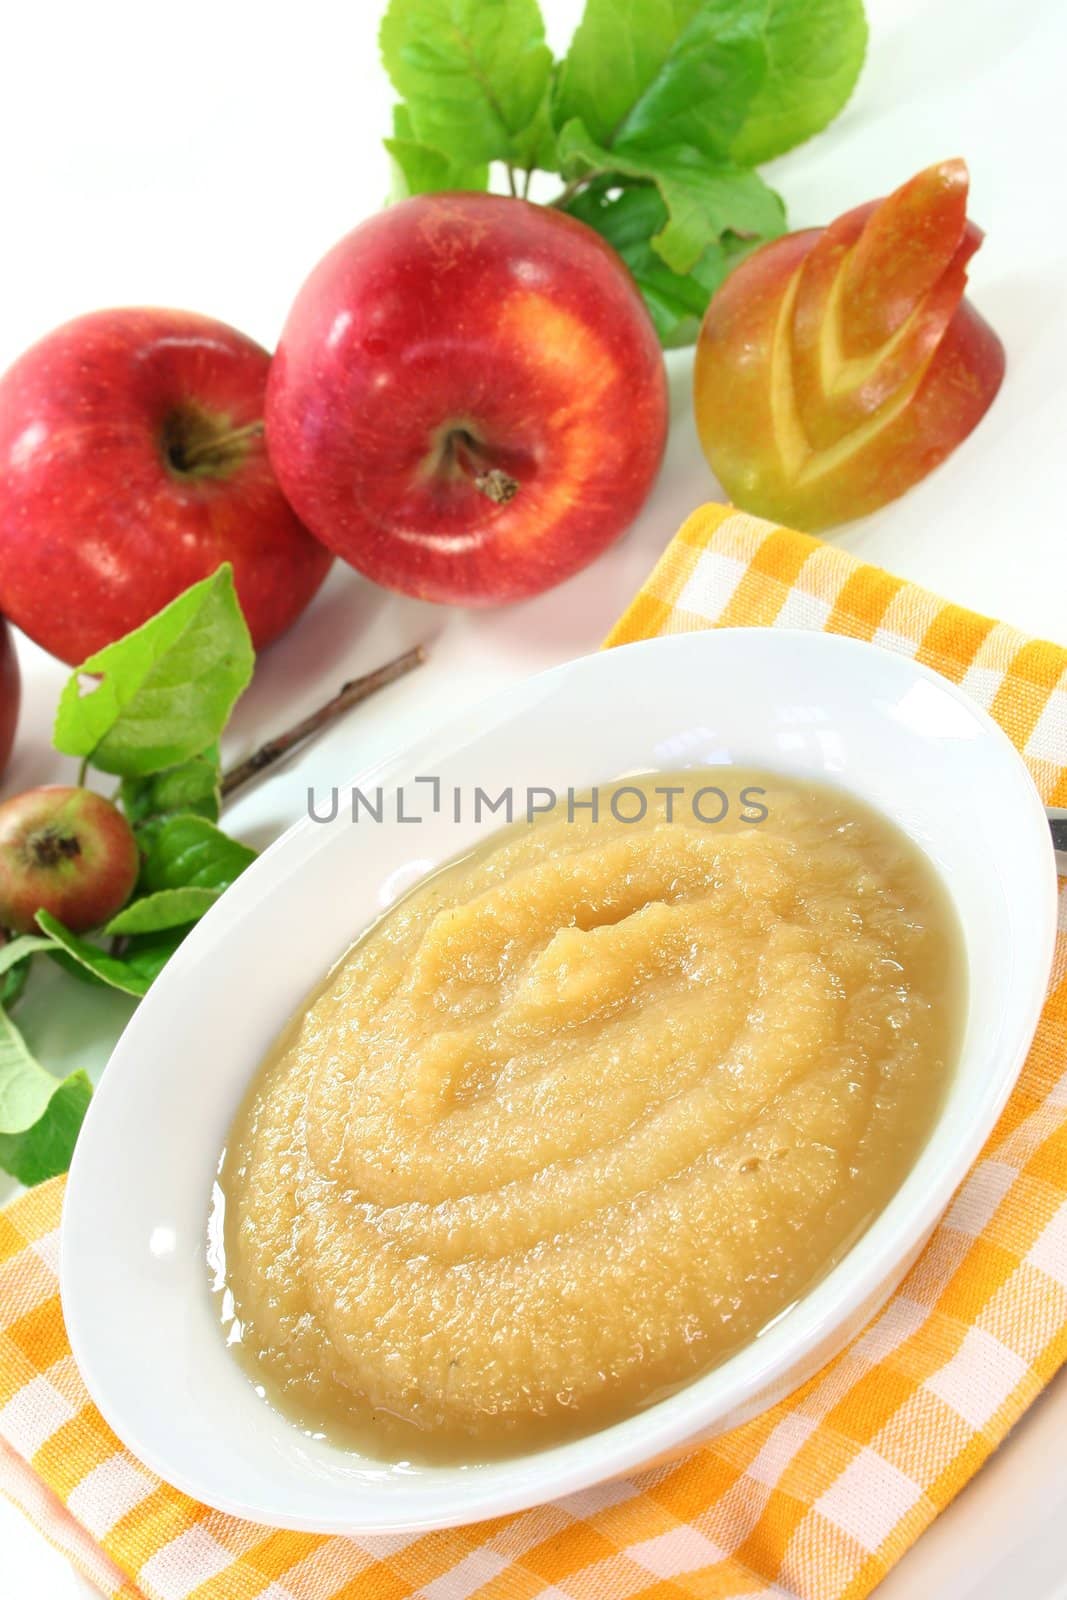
[0,308,333,666]
[265,193,670,606]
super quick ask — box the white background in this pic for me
[1,0,1066,1593]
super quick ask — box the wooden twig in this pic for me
[220,645,426,800]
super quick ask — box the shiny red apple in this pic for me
[265,193,669,605]
[0,786,139,934]
[0,309,333,665]
[0,619,20,782]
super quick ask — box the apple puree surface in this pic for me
[214,771,962,1463]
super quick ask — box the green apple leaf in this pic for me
[53,566,254,779]
[0,1001,92,1185]
[0,937,56,980]
[1,958,30,1010]
[41,945,120,991]
[555,0,766,161]
[554,0,689,148]
[554,0,865,168]
[36,913,188,998]
[558,118,783,274]
[730,0,868,167]
[379,0,554,170]
[0,1003,69,1133]
[565,180,759,343]
[120,746,221,828]
[140,816,256,894]
[104,887,221,937]
[0,1069,92,1187]
[387,103,490,197]
[0,935,56,1012]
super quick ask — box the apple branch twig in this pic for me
[220,644,426,801]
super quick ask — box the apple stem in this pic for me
[176,419,264,471]
[444,429,521,504]
[219,645,427,801]
[474,468,519,504]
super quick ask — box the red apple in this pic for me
[0,619,20,782]
[0,309,333,665]
[693,160,1005,530]
[0,786,139,934]
[265,194,669,605]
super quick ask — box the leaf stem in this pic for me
[220,646,427,801]
[505,163,519,197]
[548,172,601,209]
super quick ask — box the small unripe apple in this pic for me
[0,786,139,934]
[0,618,19,781]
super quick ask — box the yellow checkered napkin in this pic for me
[3,502,1067,1600]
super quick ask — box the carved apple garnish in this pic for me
[693,159,1005,530]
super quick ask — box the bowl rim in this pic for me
[60,628,1059,1533]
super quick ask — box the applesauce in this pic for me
[212,771,962,1463]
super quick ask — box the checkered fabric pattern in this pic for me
[2,501,1066,1600]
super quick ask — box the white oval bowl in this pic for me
[62,629,1057,1534]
